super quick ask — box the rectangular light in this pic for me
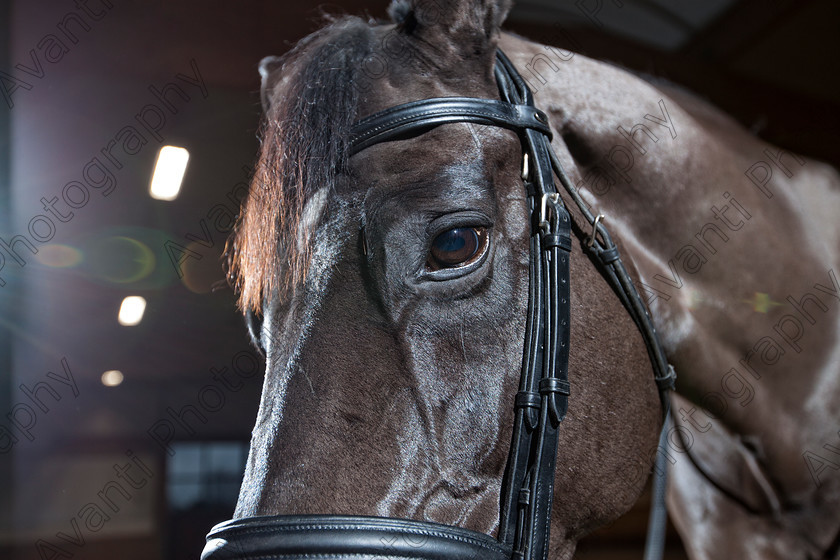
[118,296,147,326]
[150,145,189,200]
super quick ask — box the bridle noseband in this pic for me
[203,50,675,560]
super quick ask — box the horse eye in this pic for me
[427,227,487,270]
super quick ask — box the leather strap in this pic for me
[492,50,571,560]
[544,135,677,402]
[202,515,512,559]
[350,97,552,155]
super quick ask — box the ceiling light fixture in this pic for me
[150,145,189,200]
[118,295,147,326]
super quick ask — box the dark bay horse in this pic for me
[212,1,840,558]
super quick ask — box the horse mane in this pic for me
[228,16,377,312]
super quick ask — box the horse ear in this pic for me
[258,55,284,112]
[388,0,512,64]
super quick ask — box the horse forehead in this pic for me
[359,42,495,117]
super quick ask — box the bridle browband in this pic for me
[203,50,675,560]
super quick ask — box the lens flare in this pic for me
[33,244,83,268]
[87,236,156,284]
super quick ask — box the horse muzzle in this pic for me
[201,515,511,560]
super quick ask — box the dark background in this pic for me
[1,1,837,558]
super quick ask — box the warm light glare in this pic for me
[150,146,189,200]
[101,370,124,387]
[118,296,147,326]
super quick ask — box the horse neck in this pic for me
[502,31,840,533]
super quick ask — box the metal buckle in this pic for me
[539,193,560,234]
[586,213,605,248]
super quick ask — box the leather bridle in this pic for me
[202,49,675,560]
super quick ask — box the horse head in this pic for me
[213,1,665,557]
